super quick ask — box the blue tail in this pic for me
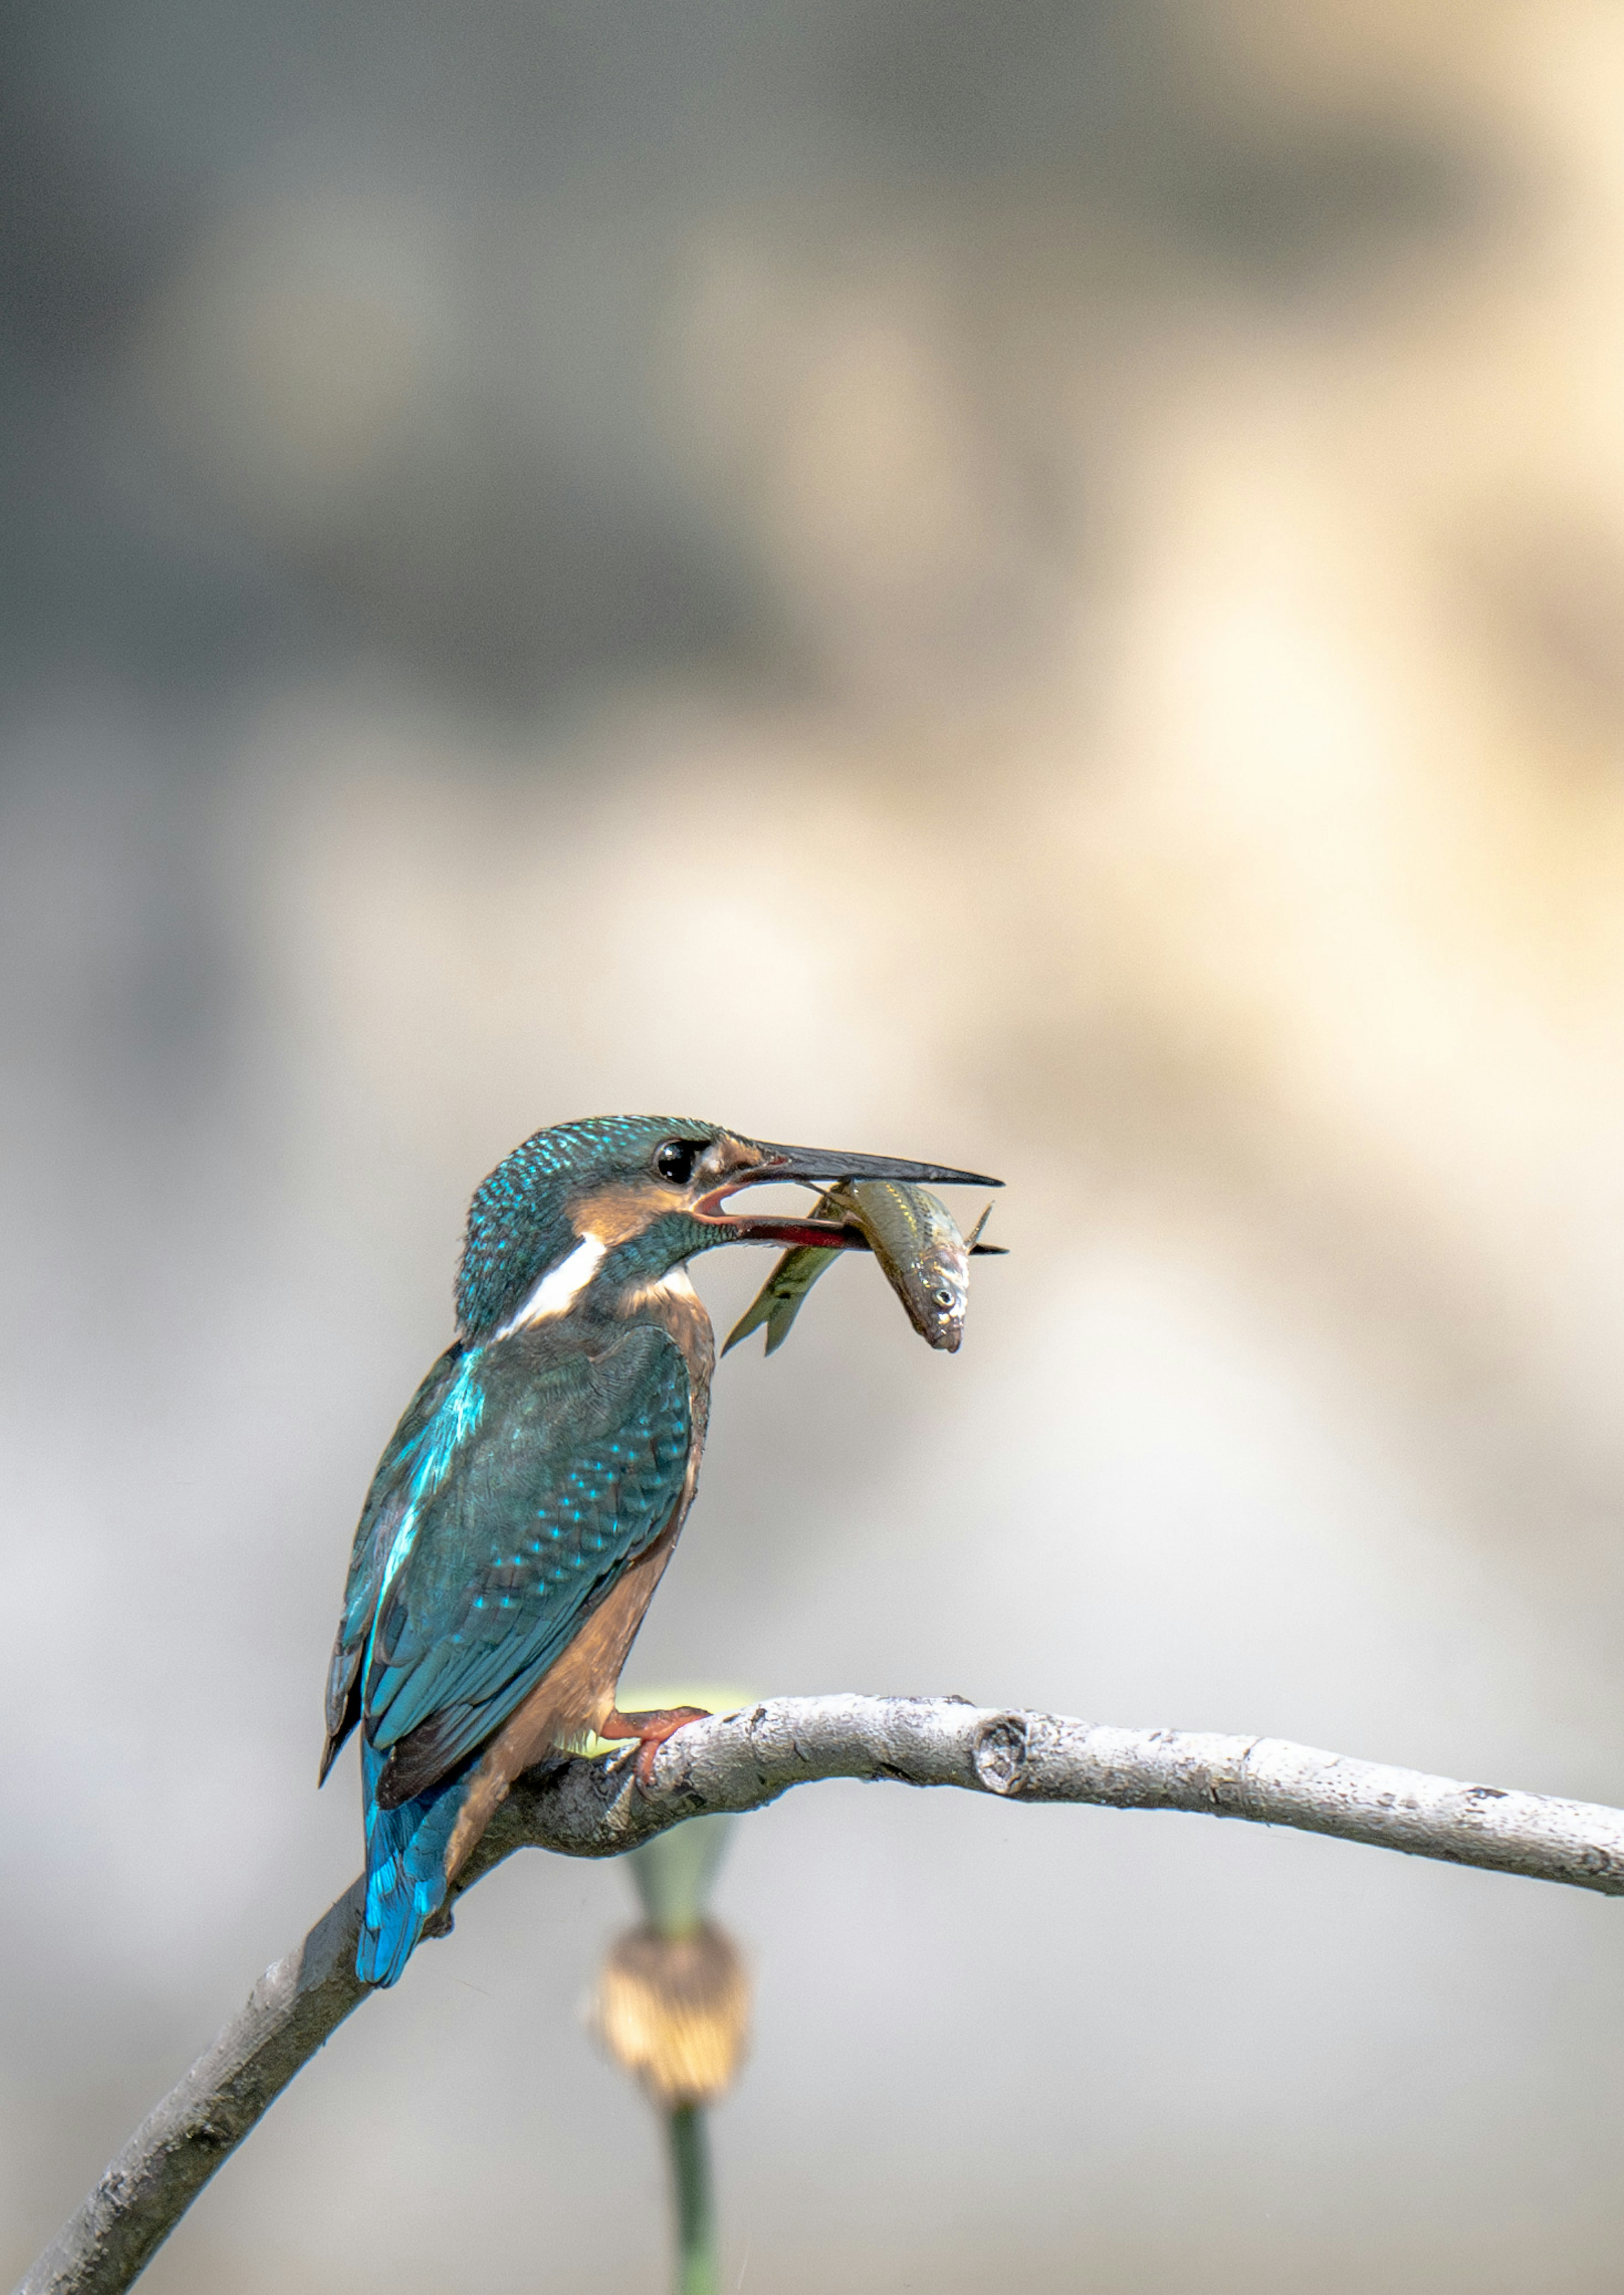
[357,1740,470,1986]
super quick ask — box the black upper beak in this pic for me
[692,1137,1002,1247]
[744,1140,1002,1189]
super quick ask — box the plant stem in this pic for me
[665,2104,717,2295]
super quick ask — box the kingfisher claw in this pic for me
[598,1704,712,1788]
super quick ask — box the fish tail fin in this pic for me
[721,1289,773,1356]
[357,1740,469,1987]
[725,1243,843,1360]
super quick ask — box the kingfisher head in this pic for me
[455,1115,998,1340]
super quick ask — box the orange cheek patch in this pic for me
[571,1184,683,1247]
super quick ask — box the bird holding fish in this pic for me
[321,1116,1002,1986]
[724,1178,1001,1358]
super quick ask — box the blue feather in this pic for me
[324,1117,732,1986]
[357,1739,470,1988]
[342,1320,693,1983]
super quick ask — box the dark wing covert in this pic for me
[362,1321,692,1803]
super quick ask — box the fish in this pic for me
[721,1228,844,1359]
[722,1180,1000,1359]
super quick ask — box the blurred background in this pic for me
[5,1,1624,2287]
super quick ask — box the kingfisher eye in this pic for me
[655,1139,701,1185]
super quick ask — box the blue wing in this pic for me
[328,1319,694,1985]
[360,1319,693,1805]
[320,1342,468,1782]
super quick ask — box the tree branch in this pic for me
[20,1694,1624,2295]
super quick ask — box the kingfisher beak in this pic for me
[746,1141,1002,1189]
[694,1137,1001,1249]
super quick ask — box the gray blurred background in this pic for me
[6,2,1624,2287]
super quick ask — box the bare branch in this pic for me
[21,1695,1624,2295]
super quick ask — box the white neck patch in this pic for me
[497,1231,607,1336]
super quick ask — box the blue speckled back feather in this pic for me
[365,1325,691,1786]
[321,1342,469,1780]
[338,1315,694,1984]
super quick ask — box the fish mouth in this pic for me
[908,1304,965,1354]
[694,1139,1001,1249]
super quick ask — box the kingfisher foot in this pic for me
[598,1705,711,1788]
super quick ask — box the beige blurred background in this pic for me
[6,1,1624,2287]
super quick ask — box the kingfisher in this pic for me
[320,1115,998,1986]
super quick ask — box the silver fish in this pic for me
[723,1180,996,1358]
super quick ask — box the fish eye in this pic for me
[932,1287,955,1309]
[655,1139,702,1185]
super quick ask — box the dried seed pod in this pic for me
[592,1920,750,2107]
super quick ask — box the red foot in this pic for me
[598,1704,711,1788]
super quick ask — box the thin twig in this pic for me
[19,1694,1624,2295]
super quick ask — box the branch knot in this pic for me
[973,1713,1031,1795]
